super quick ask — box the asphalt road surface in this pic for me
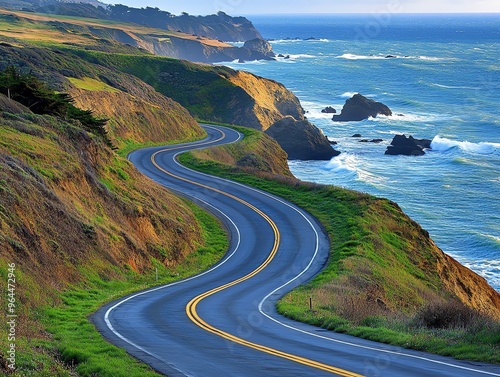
[93,125,500,377]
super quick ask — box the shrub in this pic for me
[413,299,478,329]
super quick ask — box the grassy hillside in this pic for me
[180,127,500,364]
[64,48,304,130]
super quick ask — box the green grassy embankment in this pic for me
[179,126,500,364]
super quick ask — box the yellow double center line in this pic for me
[151,128,363,377]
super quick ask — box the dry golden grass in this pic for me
[225,70,305,130]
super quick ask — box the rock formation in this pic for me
[265,116,340,160]
[333,93,392,122]
[385,134,432,156]
[321,106,337,114]
[243,38,275,58]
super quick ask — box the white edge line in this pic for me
[103,126,243,368]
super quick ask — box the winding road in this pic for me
[93,125,500,377]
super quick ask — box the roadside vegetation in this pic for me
[179,126,500,365]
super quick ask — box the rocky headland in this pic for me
[0,10,336,160]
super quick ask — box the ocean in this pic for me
[221,14,500,291]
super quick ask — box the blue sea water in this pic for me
[221,14,500,291]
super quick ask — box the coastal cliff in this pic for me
[4,1,263,43]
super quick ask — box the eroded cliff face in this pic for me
[224,70,305,130]
[0,44,205,149]
[223,70,338,160]
[0,10,336,160]
[437,252,500,320]
[66,76,204,149]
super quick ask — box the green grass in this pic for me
[178,131,500,365]
[67,77,120,93]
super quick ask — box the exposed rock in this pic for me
[333,94,392,122]
[321,106,336,114]
[155,36,275,63]
[266,116,340,160]
[352,134,362,138]
[221,69,305,130]
[243,38,275,58]
[385,134,432,156]
[359,139,384,143]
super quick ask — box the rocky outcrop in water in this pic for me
[321,106,337,114]
[385,134,432,156]
[333,93,392,122]
[266,116,340,160]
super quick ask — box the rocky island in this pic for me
[385,134,432,156]
[333,93,392,122]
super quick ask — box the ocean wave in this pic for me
[464,259,500,291]
[431,136,500,154]
[323,154,359,176]
[282,54,317,59]
[323,154,386,186]
[302,101,338,118]
[481,233,500,245]
[417,56,448,61]
[270,38,330,44]
[338,53,448,61]
[431,83,480,90]
[338,53,385,60]
[340,91,359,98]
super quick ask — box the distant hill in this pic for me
[108,6,262,42]
[0,0,106,10]
[0,0,262,42]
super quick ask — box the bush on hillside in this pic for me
[413,299,478,329]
